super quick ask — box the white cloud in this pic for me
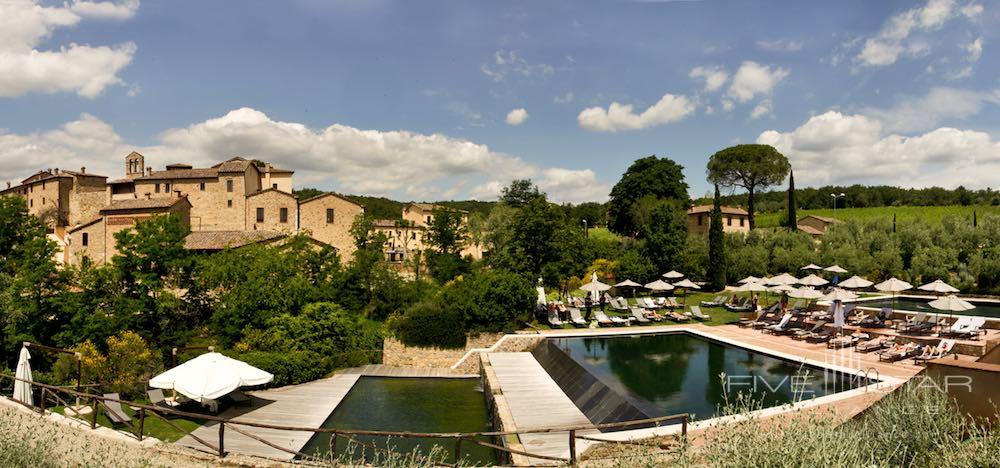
[688,66,729,93]
[505,108,529,126]
[0,0,138,98]
[553,92,574,104]
[862,87,1000,132]
[481,49,555,82]
[536,168,610,203]
[750,99,773,119]
[726,61,789,103]
[966,37,983,61]
[0,108,608,203]
[577,93,695,132]
[755,39,804,52]
[855,0,974,67]
[756,110,1000,188]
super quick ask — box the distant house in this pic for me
[686,205,750,234]
[797,214,841,237]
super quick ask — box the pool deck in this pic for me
[176,373,361,460]
[340,364,477,378]
[488,352,596,464]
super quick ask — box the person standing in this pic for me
[751,294,759,313]
[599,294,607,312]
[584,295,593,320]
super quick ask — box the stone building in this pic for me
[686,205,751,234]
[374,202,485,263]
[797,214,841,238]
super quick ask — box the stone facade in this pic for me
[686,204,750,234]
[246,188,299,233]
[797,214,840,237]
[300,193,364,261]
[377,202,485,263]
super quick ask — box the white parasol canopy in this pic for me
[839,275,873,289]
[614,279,642,288]
[769,284,797,293]
[672,279,700,289]
[737,281,769,292]
[918,279,959,294]
[789,287,824,299]
[928,295,975,312]
[536,286,547,305]
[800,264,823,271]
[798,274,829,287]
[13,346,32,406]
[821,288,858,302]
[875,277,913,293]
[767,273,800,286]
[149,353,273,403]
[662,270,685,279]
[824,265,848,274]
[738,276,761,284]
[580,273,612,300]
[644,279,675,291]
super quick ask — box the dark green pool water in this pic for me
[852,296,1000,318]
[548,333,861,421]
[299,377,496,465]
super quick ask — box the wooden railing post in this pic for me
[218,422,225,457]
[569,429,577,466]
[681,414,688,443]
[454,436,463,467]
[39,387,47,414]
[138,408,146,441]
[90,396,99,429]
[329,431,338,465]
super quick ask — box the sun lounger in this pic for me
[689,306,711,320]
[102,393,132,425]
[611,297,630,310]
[941,317,985,339]
[791,320,827,340]
[630,308,651,324]
[856,336,894,353]
[228,389,251,406]
[877,343,922,362]
[748,310,781,329]
[805,328,835,343]
[913,339,956,365]
[900,315,936,335]
[568,308,588,327]
[667,311,690,322]
[635,306,664,321]
[763,314,792,334]
[595,310,627,326]
[701,295,727,307]
[827,333,867,349]
[547,310,564,328]
[895,313,926,330]
[666,297,682,309]
[938,317,972,336]
[726,297,751,312]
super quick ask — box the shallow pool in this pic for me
[851,296,1000,319]
[546,333,863,421]
[299,377,496,465]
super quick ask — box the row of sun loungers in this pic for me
[547,300,711,328]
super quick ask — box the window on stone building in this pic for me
[227,200,233,208]
[256,207,264,222]
[227,179,233,192]
[30,199,33,207]
[42,197,46,205]
[326,208,335,223]
[272,183,278,189]
[740,217,745,227]
[165,183,171,192]
[280,207,288,223]
[155,183,160,193]
[426,216,431,224]
[82,233,89,247]
[697,215,703,226]
[200,182,205,191]
[727,216,732,226]
[411,232,416,240]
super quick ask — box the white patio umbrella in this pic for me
[738,276,761,284]
[875,277,913,316]
[769,284,796,293]
[798,274,829,287]
[839,275,873,289]
[918,279,959,294]
[662,270,685,279]
[789,287,824,300]
[536,285,547,305]
[149,352,273,403]
[672,278,700,305]
[614,279,642,298]
[13,346,32,406]
[767,273,800,286]
[800,263,823,271]
[824,265,848,274]
[580,273,612,301]
[821,288,858,302]
[644,279,675,292]
[737,281,769,292]
[929,294,975,324]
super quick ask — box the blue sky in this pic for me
[2,0,998,202]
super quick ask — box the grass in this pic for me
[755,204,1000,228]
[52,402,205,442]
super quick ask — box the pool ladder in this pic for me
[855,367,881,392]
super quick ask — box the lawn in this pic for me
[52,402,205,442]
[533,290,747,330]
[754,205,1000,228]
[586,227,621,242]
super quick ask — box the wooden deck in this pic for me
[340,364,477,378]
[176,373,361,461]
[488,352,595,464]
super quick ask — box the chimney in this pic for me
[6,182,10,189]
[80,167,86,174]
[54,168,59,174]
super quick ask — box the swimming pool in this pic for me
[849,295,1000,319]
[299,377,496,465]
[543,332,863,421]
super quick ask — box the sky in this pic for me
[1,0,999,203]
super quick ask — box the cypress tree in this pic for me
[707,184,727,291]
[786,170,797,230]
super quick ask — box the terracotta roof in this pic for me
[21,170,71,184]
[248,187,295,198]
[799,214,841,224]
[184,230,287,250]
[268,167,294,174]
[68,217,103,233]
[100,196,189,214]
[687,205,749,216]
[135,168,219,181]
[213,157,256,173]
[107,178,135,184]
[406,202,468,213]
[299,191,364,208]
[797,224,824,235]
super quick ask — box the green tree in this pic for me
[707,185,727,290]
[639,200,688,273]
[786,169,798,230]
[608,156,689,236]
[499,179,544,207]
[707,144,790,229]
[425,207,468,256]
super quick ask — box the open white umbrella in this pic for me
[767,273,800,286]
[821,288,858,302]
[789,287,824,300]
[13,346,32,406]
[580,272,612,300]
[875,277,913,293]
[839,275,873,289]
[918,279,959,294]
[737,276,761,284]
[644,279,675,292]
[662,270,685,279]
[769,284,796,293]
[928,294,975,325]
[672,279,700,306]
[824,265,848,274]
[614,279,641,288]
[798,274,829,287]
[737,281,769,292]
[149,352,273,403]
[800,263,823,271]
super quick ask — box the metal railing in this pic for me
[0,372,688,466]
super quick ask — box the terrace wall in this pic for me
[925,358,1000,424]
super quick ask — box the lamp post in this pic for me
[830,193,846,215]
[583,219,588,238]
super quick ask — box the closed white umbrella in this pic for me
[833,301,846,332]
[798,274,829,287]
[918,279,959,294]
[839,275,873,289]
[13,346,32,406]
[662,270,685,279]
[738,276,760,284]
[536,285,547,305]
[149,352,273,403]
[644,279,675,291]
[767,273,800,286]
[800,264,823,271]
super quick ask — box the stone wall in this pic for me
[382,332,544,375]
[69,219,107,265]
[245,189,298,232]
[299,194,362,261]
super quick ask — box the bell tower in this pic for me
[125,151,145,179]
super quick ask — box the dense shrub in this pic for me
[390,299,466,348]
[442,270,535,333]
[231,350,328,387]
